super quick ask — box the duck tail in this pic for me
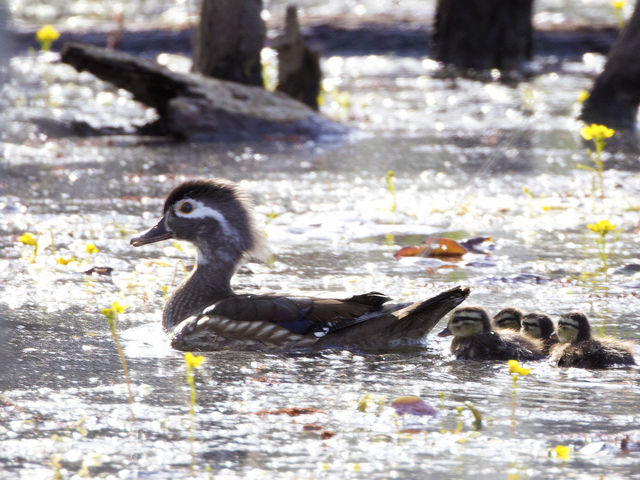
[316,286,470,350]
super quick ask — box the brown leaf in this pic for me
[253,407,323,417]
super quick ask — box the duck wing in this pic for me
[169,291,392,350]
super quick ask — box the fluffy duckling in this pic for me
[551,312,636,369]
[520,312,557,355]
[492,307,523,332]
[438,306,545,361]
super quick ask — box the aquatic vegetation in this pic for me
[577,89,590,104]
[100,301,135,422]
[509,360,531,433]
[611,0,626,29]
[553,444,570,461]
[578,123,615,200]
[385,170,397,213]
[18,232,38,262]
[85,241,100,255]
[36,25,60,52]
[587,219,616,276]
[184,352,204,475]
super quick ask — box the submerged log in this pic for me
[60,42,345,140]
[432,0,533,74]
[580,0,640,134]
[275,5,321,110]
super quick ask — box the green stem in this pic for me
[108,315,135,422]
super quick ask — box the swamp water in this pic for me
[2,2,640,479]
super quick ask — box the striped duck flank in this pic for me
[131,178,470,351]
[520,312,557,355]
[438,306,545,361]
[550,312,636,369]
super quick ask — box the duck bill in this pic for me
[130,217,173,247]
[437,326,452,337]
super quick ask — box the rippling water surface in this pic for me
[2,1,640,479]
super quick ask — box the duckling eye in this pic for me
[178,201,194,214]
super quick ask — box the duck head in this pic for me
[555,312,592,343]
[438,306,491,338]
[131,179,267,267]
[521,312,554,340]
[492,307,523,331]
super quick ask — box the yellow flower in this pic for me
[35,25,60,51]
[56,256,77,265]
[85,242,99,254]
[19,232,38,246]
[112,301,128,314]
[580,124,615,141]
[554,444,570,460]
[612,0,625,9]
[508,359,530,376]
[577,89,590,104]
[587,219,616,234]
[184,352,204,369]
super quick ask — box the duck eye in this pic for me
[178,201,194,214]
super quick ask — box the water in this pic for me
[2,1,640,478]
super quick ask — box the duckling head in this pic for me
[521,312,554,340]
[492,307,523,331]
[131,179,268,267]
[439,306,491,338]
[556,312,592,343]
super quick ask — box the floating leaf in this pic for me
[394,237,467,258]
[253,407,323,417]
[390,396,438,416]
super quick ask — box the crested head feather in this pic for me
[165,179,270,262]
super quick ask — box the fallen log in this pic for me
[60,42,346,140]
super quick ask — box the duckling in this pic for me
[130,179,470,351]
[492,307,523,332]
[438,306,545,361]
[550,312,636,369]
[520,312,557,355]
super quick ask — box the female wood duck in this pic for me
[130,179,470,351]
[438,306,545,361]
[550,312,636,369]
[492,307,523,332]
[520,312,556,355]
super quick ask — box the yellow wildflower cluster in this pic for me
[35,25,60,51]
[184,352,205,369]
[587,219,616,235]
[508,359,530,376]
[580,124,615,142]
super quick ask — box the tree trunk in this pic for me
[275,6,321,110]
[432,0,533,73]
[580,0,640,133]
[192,0,265,87]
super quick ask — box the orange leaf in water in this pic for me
[423,237,467,256]
[393,245,428,258]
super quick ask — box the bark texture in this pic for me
[433,0,533,72]
[275,6,321,110]
[580,0,640,131]
[192,0,265,86]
